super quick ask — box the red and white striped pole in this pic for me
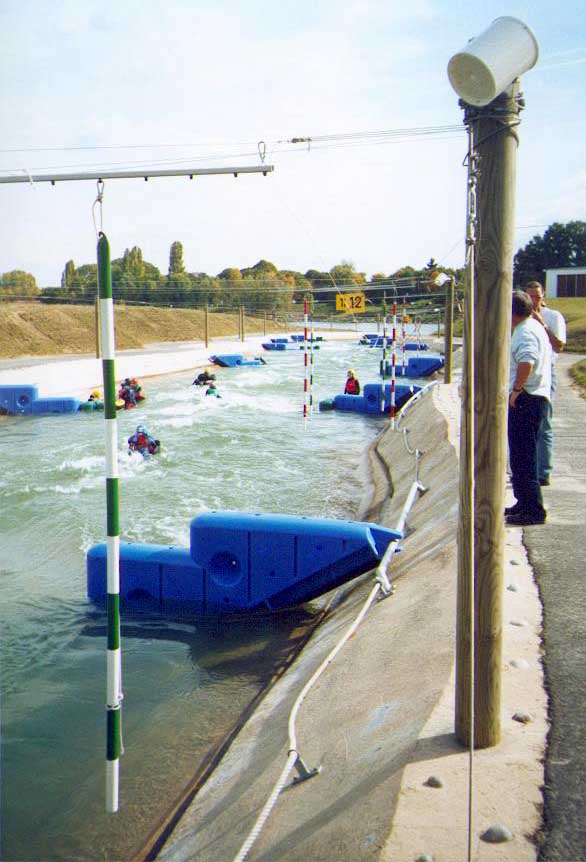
[309,308,315,414]
[303,298,309,426]
[389,300,397,427]
[401,301,407,374]
[381,313,388,378]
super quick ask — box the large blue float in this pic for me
[87,510,401,614]
[381,355,444,378]
[210,354,265,367]
[322,382,421,415]
[361,335,429,350]
[0,385,80,416]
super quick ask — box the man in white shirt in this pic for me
[525,281,567,486]
[506,290,552,525]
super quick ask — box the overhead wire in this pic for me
[0,124,464,176]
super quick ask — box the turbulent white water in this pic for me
[0,333,434,861]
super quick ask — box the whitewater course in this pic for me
[0,324,551,862]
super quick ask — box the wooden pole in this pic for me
[240,306,245,342]
[443,276,455,383]
[204,305,209,349]
[263,311,267,336]
[455,83,522,748]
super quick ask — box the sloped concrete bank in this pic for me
[155,383,462,861]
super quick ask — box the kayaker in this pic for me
[344,369,360,395]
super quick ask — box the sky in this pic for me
[1,0,584,287]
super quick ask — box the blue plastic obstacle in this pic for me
[290,334,324,343]
[381,355,444,379]
[0,385,81,416]
[360,335,429,350]
[210,354,265,367]
[322,382,421,415]
[87,510,401,614]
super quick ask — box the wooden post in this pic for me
[443,276,455,384]
[204,305,209,349]
[240,306,245,342]
[455,83,522,748]
[263,311,267,336]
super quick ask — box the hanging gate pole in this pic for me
[97,233,123,812]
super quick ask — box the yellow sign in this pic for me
[335,292,366,314]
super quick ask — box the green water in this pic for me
[1,338,402,861]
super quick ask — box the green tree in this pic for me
[1,270,40,297]
[514,221,586,284]
[240,259,279,280]
[330,261,366,286]
[61,260,76,289]
[217,267,243,282]
[169,241,186,275]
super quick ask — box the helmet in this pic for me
[348,369,355,376]
[92,390,101,398]
[130,378,138,385]
[136,424,147,434]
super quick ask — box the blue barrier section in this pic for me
[210,354,264,367]
[361,336,429,350]
[329,383,420,415]
[382,355,444,379]
[87,511,402,614]
[31,398,81,414]
[0,386,39,415]
[0,386,81,416]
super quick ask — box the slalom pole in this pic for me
[309,304,315,414]
[389,300,397,428]
[380,313,388,379]
[303,298,309,427]
[401,301,407,372]
[97,232,123,813]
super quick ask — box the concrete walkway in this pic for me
[521,353,586,862]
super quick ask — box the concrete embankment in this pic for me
[153,381,546,862]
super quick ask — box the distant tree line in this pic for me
[2,221,584,311]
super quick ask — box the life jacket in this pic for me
[129,432,149,451]
[345,377,359,395]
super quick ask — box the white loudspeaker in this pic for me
[447,17,539,107]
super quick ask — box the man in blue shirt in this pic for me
[506,290,552,526]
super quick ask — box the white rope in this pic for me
[233,474,425,862]
[233,581,383,862]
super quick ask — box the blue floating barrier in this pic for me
[0,385,38,415]
[31,397,81,415]
[87,511,401,614]
[0,386,81,416]
[210,354,264,367]
[330,383,420,415]
[381,355,444,379]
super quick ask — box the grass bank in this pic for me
[0,303,286,360]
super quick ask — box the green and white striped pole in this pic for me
[97,232,123,813]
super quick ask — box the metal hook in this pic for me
[258,140,266,164]
[92,179,105,238]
